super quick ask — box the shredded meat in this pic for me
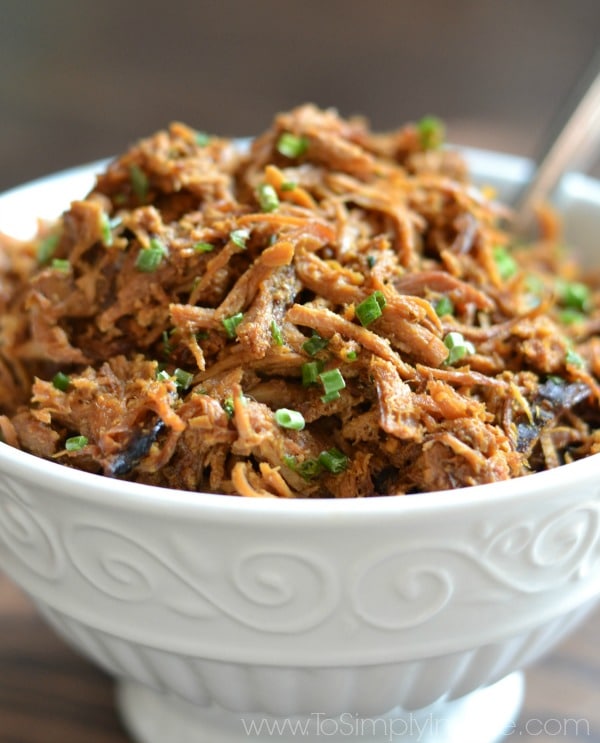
[1,104,600,498]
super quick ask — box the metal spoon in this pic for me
[515,45,600,233]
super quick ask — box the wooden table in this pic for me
[1,571,599,743]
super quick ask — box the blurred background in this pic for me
[1,0,600,192]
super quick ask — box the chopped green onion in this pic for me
[230,228,250,249]
[222,312,244,339]
[173,368,194,391]
[274,408,305,430]
[320,391,341,403]
[280,181,297,191]
[195,130,211,146]
[283,454,322,480]
[270,320,284,346]
[346,350,358,361]
[65,435,88,452]
[162,329,173,357]
[434,296,454,317]
[284,449,348,478]
[319,368,346,402]
[417,116,445,150]
[301,360,324,386]
[222,397,235,418]
[37,233,59,265]
[51,258,70,272]
[443,331,476,365]
[257,183,279,213]
[130,164,149,202]
[302,333,329,356]
[559,308,585,325]
[493,245,518,281]
[366,255,376,269]
[156,369,171,382]
[52,371,70,391]
[566,349,585,368]
[193,241,214,253]
[283,454,298,470]
[318,448,349,474]
[136,237,168,272]
[557,279,591,313]
[100,213,114,246]
[356,290,386,326]
[276,132,309,158]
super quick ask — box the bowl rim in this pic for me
[1,440,599,521]
[1,148,600,521]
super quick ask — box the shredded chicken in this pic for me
[1,104,600,497]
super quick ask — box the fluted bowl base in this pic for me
[116,672,524,743]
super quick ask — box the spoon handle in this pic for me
[515,46,600,230]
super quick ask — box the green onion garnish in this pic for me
[130,164,149,202]
[100,213,114,246]
[222,312,244,339]
[318,448,349,474]
[52,372,70,391]
[559,308,585,325]
[301,360,323,386]
[416,116,445,150]
[493,245,518,281]
[37,234,59,265]
[366,255,376,269]
[566,349,585,368]
[51,258,70,272]
[274,408,305,430]
[346,350,358,361]
[222,397,235,418]
[302,333,329,356]
[195,131,211,146]
[193,241,214,253]
[276,132,309,159]
[65,435,88,452]
[270,320,284,346]
[434,296,454,317]
[257,183,280,213]
[230,229,250,249]
[284,449,348,478]
[173,368,194,391]
[280,181,297,191]
[283,455,323,480]
[156,369,171,382]
[356,290,386,326]
[319,368,346,402]
[136,237,168,272]
[443,331,476,365]
[557,279,591,313]
[162,329,173,358]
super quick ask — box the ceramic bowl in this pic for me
[1,150,600,743]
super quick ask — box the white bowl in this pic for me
[1,151,600,743]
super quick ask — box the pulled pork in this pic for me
[1,105,600,497]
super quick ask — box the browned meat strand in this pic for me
[1,105,600,497]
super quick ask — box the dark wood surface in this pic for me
[1,571,599,743]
